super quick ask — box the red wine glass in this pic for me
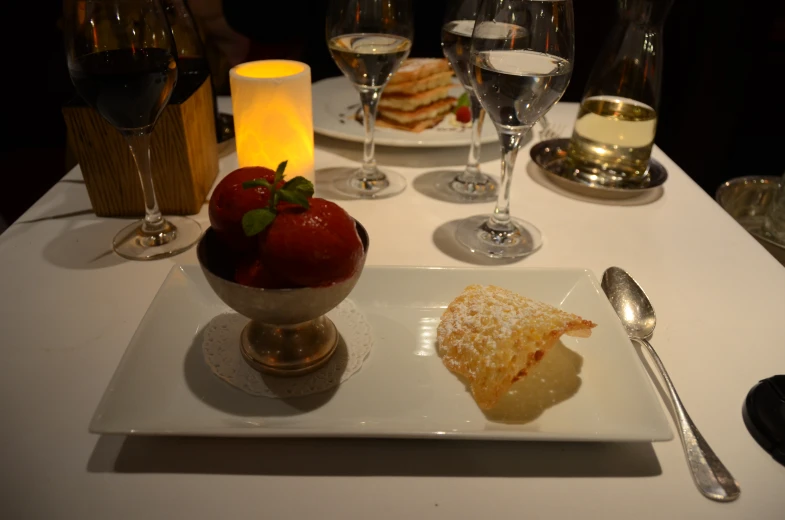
[65,0,202,260]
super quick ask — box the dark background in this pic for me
[2,0,784,230]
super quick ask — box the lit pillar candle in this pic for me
[229,61,314,183]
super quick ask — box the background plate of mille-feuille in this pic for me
[312,76,500,147]
[90,265,673,442]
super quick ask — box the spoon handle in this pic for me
[638,338,740,502]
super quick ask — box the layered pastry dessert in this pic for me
[377,58,458,133]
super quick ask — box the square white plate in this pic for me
[91,266,673,442]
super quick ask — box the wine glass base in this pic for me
[415,170,499,203]
[455,214,543,259]
[441,171,499,203]
[112,216,202,261]
[451,178,498,200]
[332,168,407,199]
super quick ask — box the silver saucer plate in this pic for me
[530,138,668,199]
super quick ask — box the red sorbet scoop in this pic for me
[233,254,292,289]
[260,198,364,287]
[208,167,278,252]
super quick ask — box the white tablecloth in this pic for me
[0,99,783,519]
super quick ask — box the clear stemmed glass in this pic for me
[326,0,413,199]
[455,0,574,258]
[65,0,202,260]
[437,0,498,202]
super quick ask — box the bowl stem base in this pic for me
[240,316,339,377]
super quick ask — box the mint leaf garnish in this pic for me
[239,162,315,236]
[277,188,310,209]
[242,178,272,190]
[274,161,287,184]
[282,176,315,198]
[456,92,470,108]
[242,208,277,237]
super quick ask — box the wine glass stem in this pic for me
[457,93,486,183]
[358,87,384,181]
[489,128,529,231]
[123,130,165,233]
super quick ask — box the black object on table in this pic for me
[742,375,785,466]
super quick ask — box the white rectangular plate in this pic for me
[91,266,672,441]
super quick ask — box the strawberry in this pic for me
[455,106,471,124]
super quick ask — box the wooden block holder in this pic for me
[63,77,219,217]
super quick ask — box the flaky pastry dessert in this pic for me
[376,58,457,132]
[437,285,596,410]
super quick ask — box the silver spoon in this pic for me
[601,267,740,502]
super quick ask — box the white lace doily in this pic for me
[202,299,372,398]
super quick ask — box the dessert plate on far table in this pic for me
[312,76,498,148]
[91,265,672,441]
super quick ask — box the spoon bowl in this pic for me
[601,267,656,340]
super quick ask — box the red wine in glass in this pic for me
[69,48,177,131]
